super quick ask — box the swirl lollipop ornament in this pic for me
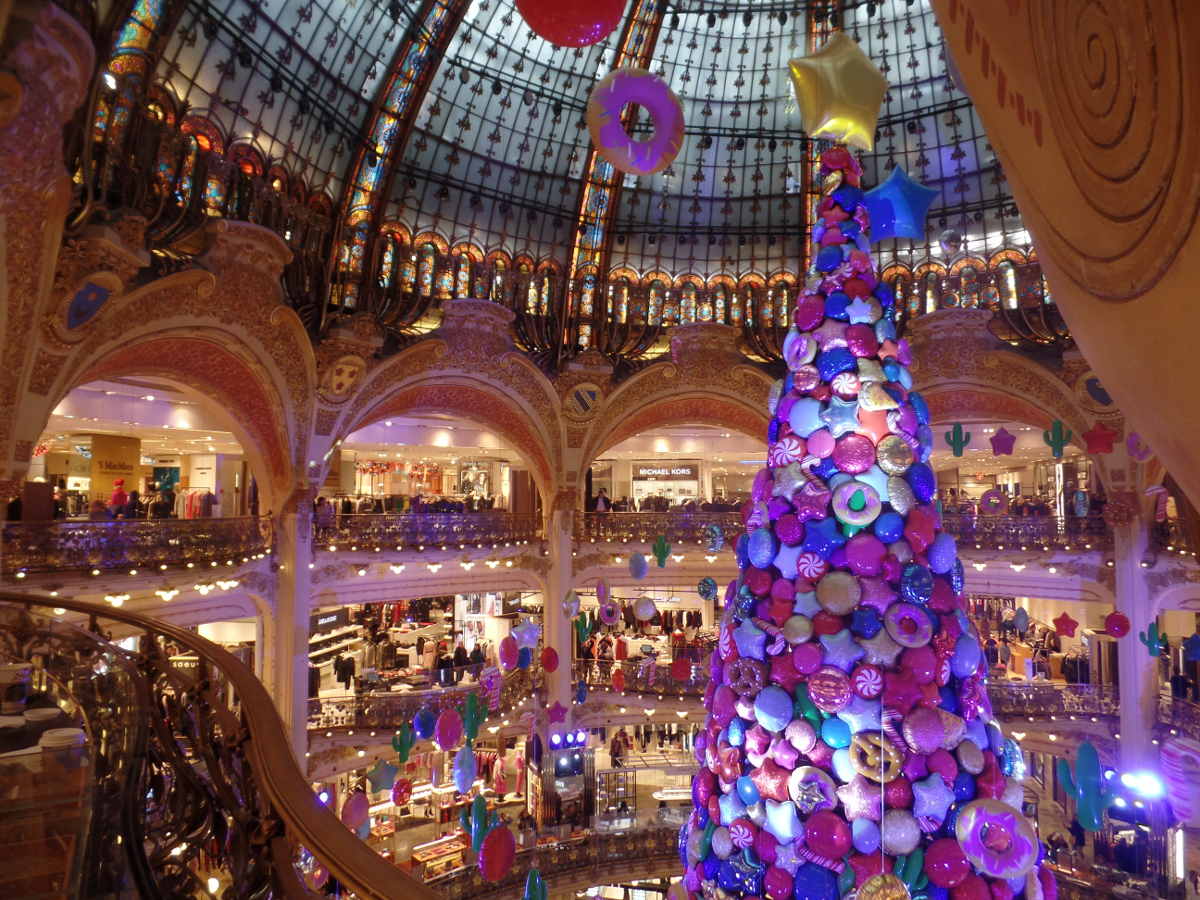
[678,147,1047,900]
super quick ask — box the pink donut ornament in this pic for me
[599,599,622,626]
[954,799,1039,880]
[885,601,934,648]
[587,68,684,176]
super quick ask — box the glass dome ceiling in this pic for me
[144,0,1028,284]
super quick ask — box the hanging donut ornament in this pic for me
[978,488,1009,515]
[599,599,622,626]
[586,68,685,176]
[515,0,626,47]
[955,799,1039,880]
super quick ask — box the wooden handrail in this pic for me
[0,591,439,900]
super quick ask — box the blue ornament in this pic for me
[821,717,851,749]
[792,862,839,900]
[1184,633,1200,662]
[949,558,965,596]
[815,245,843,272]
[909,391,930,425]
[951,635,983,678]
[789,398,825,438]
[413,707,436,740]
[576,680,587,704]
[831,747,856,782]
[873,510,905,543]
[736,775,761,805]
[900,563,934,604]
[754,685,793,733]
[952,771,977,803]
[875,317,897,343]
[1000,738,1027,779]
[748,527,779,570]
[862,166,938,241]
[816,347,856,381]
[851,606,883,638]
[803,517,847,559]
[768,418,781,444]
[720,854,764,896]
[824,292,851,321]
[735,533,751,569]
[678,822,691,868]
[832,183,864,212]
[905,462,936,503]
[852,818,880,854]
[813,456,841,482]
[939,685,960,714]
[702,854,721,880]
[728,717,747,747]
[518,646,532,669]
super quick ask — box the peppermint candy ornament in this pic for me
[851,663,884,699]
[795,552,829,581]
[768,435,807,467]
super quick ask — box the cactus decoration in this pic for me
[652,534,671,567]
[944,423,971,457]
[392,722,415,763]
[1056,740,1117,831]
[572,614,591,644]
[459,693,487,742]
[460,794,500,852]
[678,147,1048,900]
[522,869,548,900]
[1043,419,1073,458]
[1138,622,1165,657]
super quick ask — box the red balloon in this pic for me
[924,838,970,888]
[1105,611,1131,638]
[541,646,560,673]
[478,825,516,882]
[515,0,626,47]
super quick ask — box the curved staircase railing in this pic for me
[0,591,438,900]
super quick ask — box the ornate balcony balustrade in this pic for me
[428,827,679,900]
[0,516,272,576]
[309,664,542,733]
[940,513,1111,552]
[574,655,711,700]
[315,512,541,553]
[575,511,743,550]
[0,593,437,899]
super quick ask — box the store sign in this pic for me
[309,608,349,632]
[634,463,698,480]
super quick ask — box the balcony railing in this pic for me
[575,511,743,549]
[574,656,711,699]
[0,593,437,899]
[315,512,542,552]
[428,827,679,900]
[0,516,273,575]
[940,513,1111,551]
[309,664,542,732]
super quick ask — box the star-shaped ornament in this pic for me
[857,408,892,444]
[837,694,883,733]
[820,628,866,672]
[764,798,804,842]
[812,318,848,350]
[1053,611,1079,637]
[858,578,896,614]
[859,628,903,667]
[719,789,748,825]
[803,516,847,559]
[734,618,768,659]
[836,774,883,821]
[821,396,862,438]
[792,779,830,815]
[770,651,804,693]
[845,296,878,325]
[793,486,832,523]
[793,590,822,618]
[1083,421,1119,454]
[751,760,792,802]
[990,427,1016,456]
[366,759,399,792]
[548,702,568,723]
[863,166,938,242]
[912,773,955,822]
[773,542,805,580]
[774,840,802,875]
[512,620,542,648]
[882,670,923,714]
[772,461,808,501]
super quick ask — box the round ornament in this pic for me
[885,602,934,648]
[808,666,852,713]
[833,433,875,474]
[875,435,914,475]
[634,596,658,622]
[832,479,882,527]
[817,570,862,615]
[978,489,1009,515]
[515,0,624,46]
[954,799,1039,880]
[599,600,622,626]
[587,69,684,176]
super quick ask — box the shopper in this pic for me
[109,478,128,515]
[594,487,611,513]
[453,642,469,683]
[468,642,484,680]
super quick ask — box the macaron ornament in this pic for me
[678,145,1045,900]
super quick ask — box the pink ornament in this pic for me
[795,551,829,581]
[792,365,820,393]
[541,647,559,673]
[434,709,464,751]
[478,825,516,882]
[763,866,793,900]
[754,828,779,865]
[808,666,852,713]
[832,433,875,474]
[729,818,757,848]
[1104,611,1130,638]
[776,514,804,546]
[902,646,938,684]
[768,436,807,467]
[851,663,884,699]
[845,324,879,357]
[902,706,944,754]
[807,428,835,459]
[844,532,887,576]
[794,295,825,330]
[785,719,817,754]
[951,874,991,900]
[499,635,519,670]
[340,790,369,829]
[924,837,971,888]
[752,468,774,502]
[792,642,824,675]
[884,776,913,809]
[804,810,851,859]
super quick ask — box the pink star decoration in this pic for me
[1082,421,1119,454]
[548,702,567,723]
[1053,612,1079,638]
[990,427,1016,456]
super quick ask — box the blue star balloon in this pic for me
[863,166,938,241]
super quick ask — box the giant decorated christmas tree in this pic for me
[677,43,1053,900]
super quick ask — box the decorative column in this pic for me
[542,490,577,714]
[268,492,316,760]
[1111,512,1158,769]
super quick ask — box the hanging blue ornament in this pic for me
[863,166,939,241]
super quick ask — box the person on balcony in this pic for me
[120,490,142,519]
[468,642,484,680]
[593,487,611,513]
[452,642,469,683]
[315,496,335,537]
[109,479,128,516]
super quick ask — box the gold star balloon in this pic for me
[788,32,887,151]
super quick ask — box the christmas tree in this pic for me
[676,147,1053,900]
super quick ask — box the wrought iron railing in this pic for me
[315,512,541,552]
[309,665,542,732]
[0,593,438,899]
[428,826,679,900]
[0,516,273,576]
[940,513,1111,551]
[575,511,742,549]
[573,656,711,699]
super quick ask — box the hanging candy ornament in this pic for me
[705,523,725,552]
[788,32,887,151]
[434,708,465,751]
[366,759,398,792]
[634,595,658,622]
[392,722,415,763]
[340,789,369,829]
[862,166,938,242]
[412,706,436,741]
[523,868,548,900]
[541,646,560,673]
[515,0,625,47]
[310,866,329,889]
[576,680,588,704]
[392,777,413,806]
[459,693,487,742]
[587,68,685,176]
[562,590,581,619]
[599,600,622,626]
[512,620,542,649]
[1104,611,1131,639]
[498,635,519,670]
[596,579,610,604]
[1052,611,1079,638]
[652,535,671,567]
[453,742,477,794]
[629,552,650,579]
[517,646,532,669]
[698,576,718,602]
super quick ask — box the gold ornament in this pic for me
[849,731,904,783]
[788,32,887,151]
[856,874,911,900]
[876,435,914,475]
